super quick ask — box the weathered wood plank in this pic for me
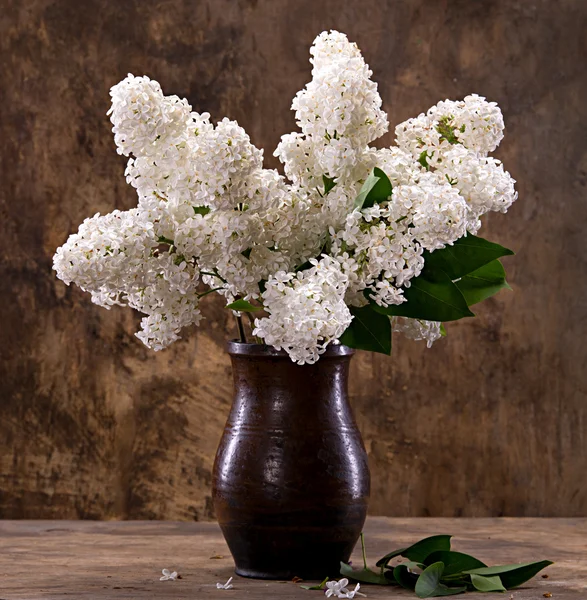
[0,518,585,599]
[1,0,587,520]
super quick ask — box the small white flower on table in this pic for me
[159,568,178,581]
[216,576,234,590]
[325,578,365,598]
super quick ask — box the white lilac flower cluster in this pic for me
[279,30,388,186]
[53,31,517,364]
[253,256,352,364]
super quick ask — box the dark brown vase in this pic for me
[212,341,370,580]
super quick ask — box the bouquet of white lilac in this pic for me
[53,30,517,365]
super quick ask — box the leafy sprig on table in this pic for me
[332,534,552,597]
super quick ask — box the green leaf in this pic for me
[426,584,467,597]
[393,564,418,590]
[300,576,329,590]
[416,562,467,597]
[354,167,392,210]
[241,248,252,259]
[436,116,460,145]
[424,551,486,577]
[323,175,336,194]
[377,547,407,567]
[439,323,447,337]
[464,560,553,589]
[418,150,431,170]
[377,535,452,567]
[193,205,211,216]
[415,562,444,597]
[455,260,511,305]
[339,305,392,355]
[340,562,390,585]
[422,235,514,281]
[157,235,175,246]
[373,271,474,322]
[295,260,313,273]
[470,574,506,592]
[439,579,471,589]
[225,299,262,312]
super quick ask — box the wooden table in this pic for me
[1,518,585,599]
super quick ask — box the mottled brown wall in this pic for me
[1,0,586,520]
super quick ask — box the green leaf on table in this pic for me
[373,271,474,322]
[339,305,392,355]
[415,562,444,597]
[300,576,329,590]
[426,583,467,597]
[377,547,407,567]
[377,535,453,567]
[193,205,211,216]
[392,564,418,590]
[416,562,467,597]
[439,579,471,589]
[422,235,514,281]
[470,574,506,592]
[424,551,487,576]
[463,560,553,589]
[354,167,393,210]
[323,175,336,195]
[403,536,453,563]
[225,299,262,312]
[439,323,447,337]
[400,561,426,570]
[455,260,511,306]
[340,562,390,585]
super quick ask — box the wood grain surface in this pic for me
[1,0,587,519]
[1,518,585,599]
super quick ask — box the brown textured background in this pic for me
[1,0,586,520]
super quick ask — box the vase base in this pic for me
[234,564,341,581]
[217,514,367,580]
[235,567,292,580]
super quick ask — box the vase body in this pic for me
[212,341,370,580]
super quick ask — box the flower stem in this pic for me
[197,286,224,299]
[245,311,262,345]
[200,270,227,283]
[360,532,367,569]
[235,315,247,343]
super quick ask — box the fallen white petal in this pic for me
[160,568,178,581]
[345,583,366,598]
[216,576,234,589]
[325,578,362,598]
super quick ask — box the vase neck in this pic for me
[228,352,354,427]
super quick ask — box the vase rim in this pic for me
[226,340,355,358]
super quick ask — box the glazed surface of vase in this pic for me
[212,341,370,580]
